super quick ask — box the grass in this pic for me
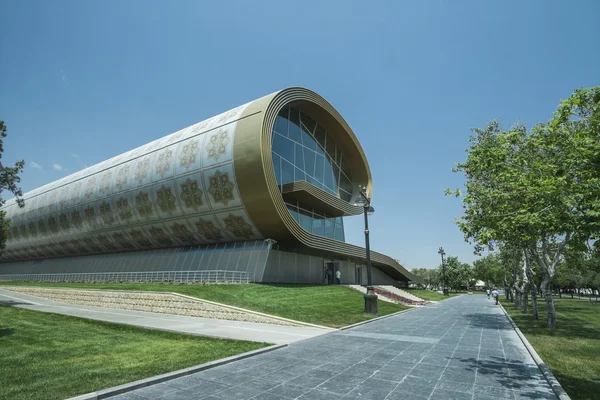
[503,299,600,400]
[403,288,463,301]
[0,306,268,400]
[0,282,409,328]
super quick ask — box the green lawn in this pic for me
[0,282,409,328]
[403,288,462,301]
[0,306,267,400]
[503,299,600,400]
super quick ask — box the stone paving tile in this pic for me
[108,295,559,400]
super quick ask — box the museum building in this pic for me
[0,87,416,285]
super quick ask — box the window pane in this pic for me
[300,112,316,135]
[335,220,345,241]
[295,144,304,171]
[315,125,326,149]
[324,156,335,191]
[340,173,353,194]
[281,159,295,185]
[274,111,288,136]
[314,154,324,183]
[273,133,295,163]
[298,208,312,232]
[312,217,324,236]
[300,128,316,151]
[272,153,281,185]
[325,218,335,239]
[340,156,352,180]
[340,189,352,202]
[288,108,302,143]
[326,134,336,159]
[306,175,322,190]
[303,148,316,177]
[287,205,299,222]
[294,167,305,182]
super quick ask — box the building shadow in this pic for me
[0,300,32,306]
[0,328,15,337]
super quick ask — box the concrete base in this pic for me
[364,286,378,315]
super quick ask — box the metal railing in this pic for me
[0,270,251,284]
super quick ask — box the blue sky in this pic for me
[1,0,598,269]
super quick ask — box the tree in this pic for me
[448,86,600,328]
[443,256,473,292]
[473,253,504,288]
[0,120,25,253]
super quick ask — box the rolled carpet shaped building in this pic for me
[0,87,416,285]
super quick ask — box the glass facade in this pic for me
[285,199,345,242]
[272,106,351,242]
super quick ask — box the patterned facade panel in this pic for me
[151,180,184,219]
[164,218,202,246]
[187,214,228,243]
[214,209,263,241]
[81,174,100,204]
[0,101,256,262]
[95,196,119,230]
[203,164,242,211]
[144,222,179,248]
[173,134,206,177]
[124,226,157,249]
[114,160,135,194]
[131,152,156,189]
[174,173,210,216]
[131,186,159,223]
[108,228,136,252]
[114,190,139,227]
[152,144,177,182]
[96,168,115,198]
[68,180,85,207]
[203,123,235,169]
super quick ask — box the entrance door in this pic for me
[355,266,363,285]
[324,262,339,284]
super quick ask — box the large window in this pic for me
[285,199,345,242]
[272,107,354,202]
[272,106,352,242]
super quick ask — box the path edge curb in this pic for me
[499,303,571,400]
[66,344,286,400]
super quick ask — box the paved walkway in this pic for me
[0,289,331,345]
[110,295,557,400]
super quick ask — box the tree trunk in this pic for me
[523,292,529,313]
[515,290,521,309]
[558,287,562,298]
[530,283,539,320]
[541,276,557,328]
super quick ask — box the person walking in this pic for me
[335,269,341,285]
[492,287,499,305]
[486,288,490,299]
[326,269,332,285]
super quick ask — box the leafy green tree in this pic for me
[473,253,504,288]
[0,120,25,253]
[442,256,473,292]
[448,86,600,328]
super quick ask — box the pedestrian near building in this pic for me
[335,269,341,285]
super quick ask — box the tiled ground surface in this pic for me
[110,295,557,400]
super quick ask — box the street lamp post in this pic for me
[357,186,378,315]
[438,247,448,296]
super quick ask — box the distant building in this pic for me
[0,87,416,285]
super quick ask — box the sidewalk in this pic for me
[108,294,558,399]
[0,289,331,345]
